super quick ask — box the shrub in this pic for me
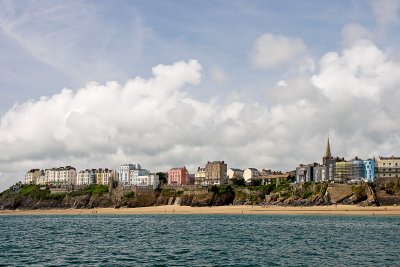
[47,193,66,200]
[124,191,135,198]
[86,184,108,195]
[301,191,313,199]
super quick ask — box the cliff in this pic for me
[1,181,397,210]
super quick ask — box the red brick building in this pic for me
[167,167,189,185]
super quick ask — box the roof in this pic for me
[379,156,400,160]
[246,168,258,171]
[170,167,187,171]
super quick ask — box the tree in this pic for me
[157,172,168,185]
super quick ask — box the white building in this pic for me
[36,171,47,185]
[77,169,97,185]
[227,168,244,179]
[130,169,150,185]
[45,166,77,185]
[24,169,41,184]
[243,168,259,183]
[118,164,141,185]
[195,167,206,186]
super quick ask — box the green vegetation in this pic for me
[353,185,367,200]
[160,188,175,197]
[124,191,135,198]
[231,178,246,186]
[156,172,167,185]
[86,184,108,195]
[210,185,234,194]
[20,185,51,200]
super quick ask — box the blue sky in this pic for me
[1,0,400,190]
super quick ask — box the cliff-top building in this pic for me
[376,156,400,181]
[118,164,141,185]
[195,167,206,186]
[202,161,228,186]
[243,168,259,183]
[227,168,244,180]
[168,167,190,186]
[24,169,41,184]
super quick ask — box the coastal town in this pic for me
[22,138,399,189]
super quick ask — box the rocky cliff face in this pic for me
[0,182,389,210]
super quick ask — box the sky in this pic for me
[1,0,400,190]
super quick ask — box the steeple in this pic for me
[323,137,332,165]
[325,137,331,159]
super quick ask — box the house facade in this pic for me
[203,161,228,186]
[376,156,400,180]
[243,168,259,183]
[167,167,189,185]
[24,169,41,184]
[118,164,141,185]
[195,167,206,186]
[227,168,244,179]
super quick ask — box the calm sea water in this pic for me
[0,214,399,266]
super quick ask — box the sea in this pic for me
[0,214,399,266]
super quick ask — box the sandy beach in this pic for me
[1,205,400,216]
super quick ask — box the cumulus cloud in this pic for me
[341,23,373,47]
[371,0,399,27]
[311,39,400,100]
[2,40,400,190]
[251,33,306,69]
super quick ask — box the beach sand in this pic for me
[1,205,400,216]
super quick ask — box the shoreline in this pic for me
[1,205,400,216]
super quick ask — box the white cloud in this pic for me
[311,39,400,101]
[371,0,399,26]
[277,80,288,87]
[341,23,373,47]
[251,33,306,69]
[2,40,400,191]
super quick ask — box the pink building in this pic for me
[168,167,189,185]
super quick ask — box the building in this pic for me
[353,157,364,180]
[204,161,228,186]
[375,156,400,180]
[36,170,47,185]
[96,168,117,185]
[363,159,375,182]
[167,167,189,185]
[227,168,244,179]
[45,166,77,185]
[118,164,141,185]
[296,163,318,183]
[77,169,97,185]
[257,172,290,185]
[322,137,332,165]
[130,169,150,186]
[24,169,41,184]
[313,165,326,182]
[188,174,195,185]
[243,168,259,183]
[195,167,206,186]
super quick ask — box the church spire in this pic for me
[323,137,332,165]
[325,137,331,159]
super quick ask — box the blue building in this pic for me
[363,159,375,182]
[353,157,364,180]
